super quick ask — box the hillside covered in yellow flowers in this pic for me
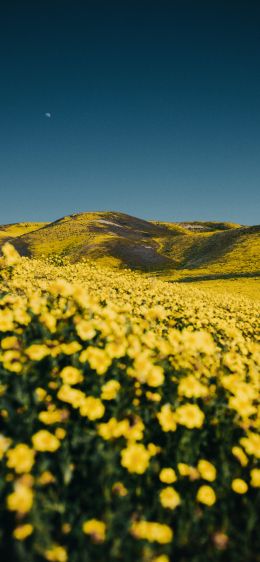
[0,242,259,562]
[0,212,259,283]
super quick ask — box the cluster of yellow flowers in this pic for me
[0,244,259,562]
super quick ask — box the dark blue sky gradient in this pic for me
[0,0,259,224]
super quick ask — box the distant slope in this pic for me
[157,224,260,279]
[6,212,173,270]
[0,222,47,243]
[0,212,259,278]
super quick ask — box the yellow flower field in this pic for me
[0,243,259,562]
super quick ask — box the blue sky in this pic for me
[0,0,259,225]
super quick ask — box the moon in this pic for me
[45,112,51,118]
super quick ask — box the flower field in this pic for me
[0,243,259,562]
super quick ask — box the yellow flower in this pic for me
[13,523,33,540]
[112,481,128,496]
[35,387,47,401]
[59,366,83,385]
[157,404,177,432]
[39,410,64,425]
[159,468,177,484]
[57,385,85,408]
[82,519,106,542]
[80,396,105,420]
[32,430,60,452]
[160,487,181,509]
[178,463,199,480]
[147,442,161,456]
[2,242,21,266]
[197,460,216,482]
[146,391,161,402]
[175,404,205,429]
[231,478,248,494]
[38,471,56,485]
[196,485,216,506]
[178,375,208,398]
[0,309,14,332]
[75,319,96,341]
[146,365,165,387]
[250,468,260,488]
[98,417,129,440]
[232,446,248,466]
[45,545,68,561]
[240,433,260,459]
[80,347,111,375]
[1,335,19,349]
[121,443,150,474]
[131,521,173,544]
[6,444,35,474]
[26,344,49,361]
[55,428,66,440]
[60,341,82,355]
[124,416,144,441]
[7,484,33,513]
[2,349,23,373]
[0,434,11,460]
[101,380,121,400]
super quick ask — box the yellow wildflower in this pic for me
[121,443,150,474]
[35,387,47,401]
[250,468,260,488]
[232,446,248,466]
[80,346,111,375]
[1,335,19,349]
[0,434,11,459]
[59,366,83,385]
[39,410,64,424]
[231,478,248,494]
[112,481,128,496]
[75,319,96,341]
[175,404,205,429]
[7,484,33,513]
[240,432,260,458]
[178,375,208,398]
[26,344,49,361]
[6,444,35,474]
[45,545,68,561]
[2,242,20,266]
[82,519,106,542]
[13,524,33,540]
[178,463,199,480]
[197,460,216,482]
[101,379,121,400]
[55,428,66,440]
[157,404,177,432]
[80,396,105,420]
[160,486,181,509]
[196,485,216,506]
[38,471,56,485]
[131,520,173,544]
[159,468,177,484]
[32,430,60,452]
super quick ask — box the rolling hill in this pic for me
[0,212,259,282]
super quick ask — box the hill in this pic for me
[0,212,259,282]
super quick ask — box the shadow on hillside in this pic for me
[174,272,260,283]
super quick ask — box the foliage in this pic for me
[0,244,259,562]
